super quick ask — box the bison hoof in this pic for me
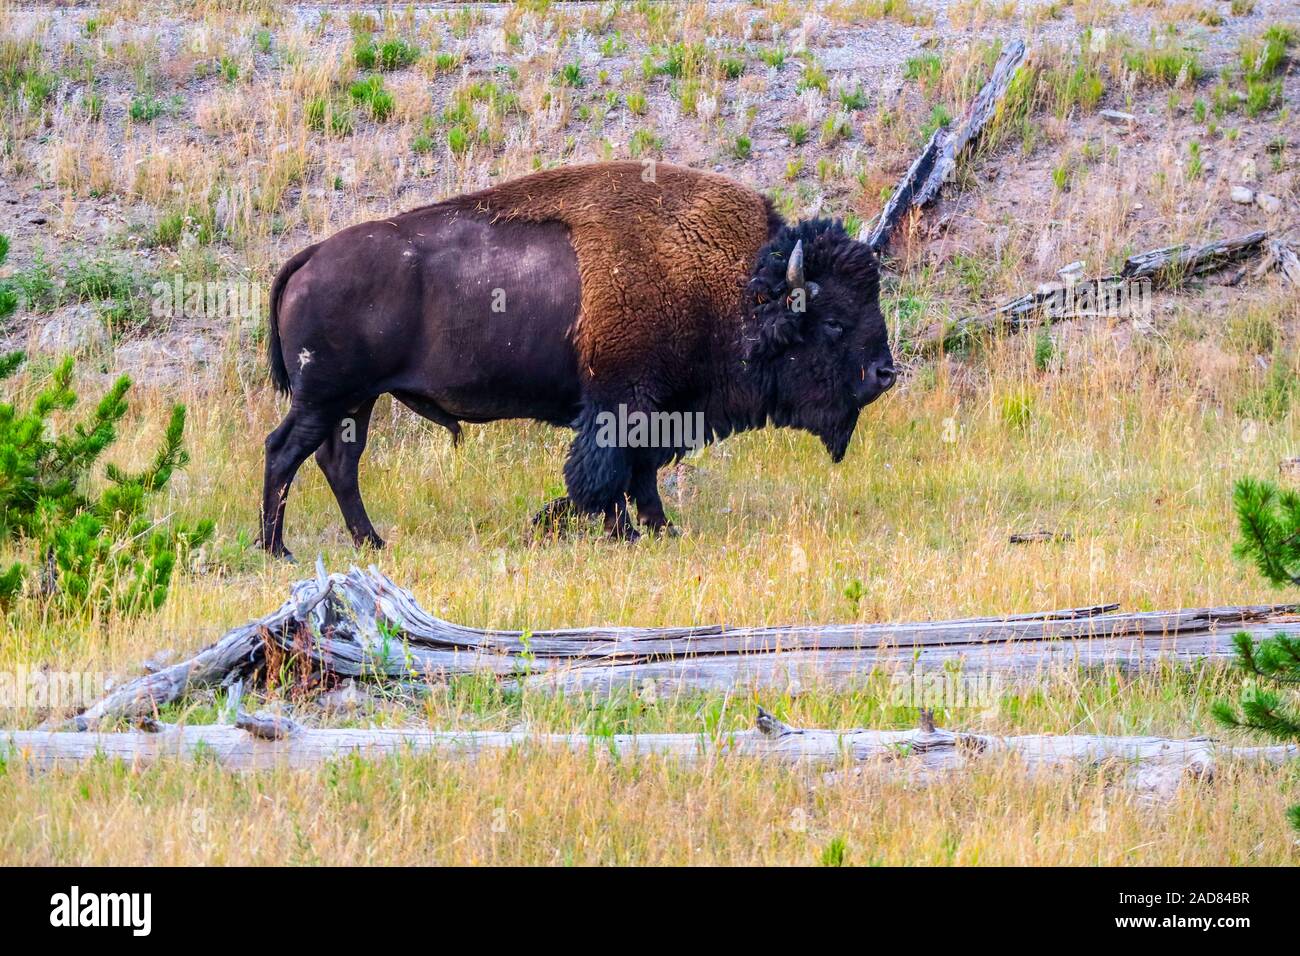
[354,533,386,550]
[640,519,680,537]
[604,512,640,542]
[532,496,579,535]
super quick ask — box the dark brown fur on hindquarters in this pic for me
[261,162,895,557]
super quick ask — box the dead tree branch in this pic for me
[921,231,1293,352]
[867,39,1029,254]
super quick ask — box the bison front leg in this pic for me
[629,456,677,535]
[531,495,578,536]
[562,404,638,541]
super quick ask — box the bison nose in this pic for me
[871,360,897,392]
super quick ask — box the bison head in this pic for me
[742,219,894,462]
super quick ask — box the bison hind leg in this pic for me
[315,397,384,550]
[260,404,339,560]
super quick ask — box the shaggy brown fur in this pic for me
[438,161,779,396]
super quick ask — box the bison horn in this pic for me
[786,240,805,290]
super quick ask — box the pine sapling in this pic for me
[0,350,213,613]
[0,236,18,320]
[1214,477,1300,830]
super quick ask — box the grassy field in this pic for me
[1,0,1298,864]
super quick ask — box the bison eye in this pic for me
[824,319,844,340]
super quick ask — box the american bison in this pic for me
[262,161,894,557]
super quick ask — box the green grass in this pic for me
[796,61,829,93]
[0,39,56,110]
[921,103,952,139]
[353,34,421,72]
[63,256,137,302]
[305,97,354,136]
[447,124,471,155]
[348,76,395,121]
[1124,45,1202,88]
[128,94,165,122]
[904,52,942,85]
[1239,26,1294,81]
[9,249,58,312]
[1236,353,1298,422]
[629,128,662,158]
[376,38,421,72]
[556,62,583,87]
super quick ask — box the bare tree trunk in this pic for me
[867,39,1029,254]
[7,709,1294,798]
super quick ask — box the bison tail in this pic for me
[266,244,317,395]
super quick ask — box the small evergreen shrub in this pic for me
[1214,477,1300,831]
[0,235,17,321]
[0,351,213,614]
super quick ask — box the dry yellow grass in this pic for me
[2,311,1297,863]
[3,749,1296,866]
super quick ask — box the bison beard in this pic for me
[260,162,892,556]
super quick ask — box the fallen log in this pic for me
[1254,236,1300,285]
[1009,529,1073,544]
[51,563,1299,729]
[867,39,1029,254]
[921,231,1293,351]
[1122,230,1272,281]
[5,709,1294,797]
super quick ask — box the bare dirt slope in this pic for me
[0,1,1295,387]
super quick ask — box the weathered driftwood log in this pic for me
[1120,230,1271,281]
[923,231,1290,351]
[62,586,310,731]
[867,39,1029,254]
[1254,236,1300,285]
[6,708,1295,797]
[53,563,1299,729]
